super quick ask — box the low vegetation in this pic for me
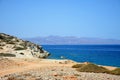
[19,53,24,55]
[0,47,3,49]
[110,68,120,75]
[72,63,120,75]
[0,53,16,57]
[14,47,27,50]
[77,63,109,73]
[7,41,15,44]
[72,64,85,68]
[7,76,23,80]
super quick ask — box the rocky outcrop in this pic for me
[0,33,50,58]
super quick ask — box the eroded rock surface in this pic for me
[0,33,50,58]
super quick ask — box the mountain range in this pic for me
[24,36,120,45]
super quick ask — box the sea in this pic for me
[42,45,120,67]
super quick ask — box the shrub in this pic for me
[0,35,4,39]
[73,63,109,73]
[23,73,31,76]
[4,39,10,42]
[0,53,16,57]
[19,43,25,47]
[14,47,27,50]
[72,64,85,68]
[110,68,120,75]
[72,63,120,75]
[7,76,24,80]
[7,41,15,44]
[19,53,24,55]
[17,43,27,50]
[77,63,109,73]
[7,76,16,80]
[0,47,3,49]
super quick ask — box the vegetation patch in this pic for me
[23,73,31,76]
[72,64,85,68]
[14,47,27,50]
[7,76,23,80]
[19,43,26,47]
[7,41,15,44]
[72,63,120,75]
[0,53,16,57]
[19,53,24,55]
[110,68,120,75]
[72,63,109,73]
[0,47,3,49]
[77,63,109,73]
[7,76,17,80]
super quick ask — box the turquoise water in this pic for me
[42,45,120,67]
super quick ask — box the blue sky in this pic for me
[0,0,120,39]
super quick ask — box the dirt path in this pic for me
[0,59,73,77]
[0,58,116,78]
[0,63,40,77]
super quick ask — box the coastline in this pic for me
[42,45,120,67]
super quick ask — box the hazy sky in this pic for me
[0,0,120,39]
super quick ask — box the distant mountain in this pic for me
[24,36,120,45]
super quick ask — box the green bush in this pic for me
[0,53,16,57]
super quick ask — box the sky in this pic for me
[0,0,120,39]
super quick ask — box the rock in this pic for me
[0,33,50,58]
[53,73,58,77]
[60,56,66,59]
[63,76,78,80]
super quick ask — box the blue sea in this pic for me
[42,45,120,67]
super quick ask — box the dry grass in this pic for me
[77,63,109,73]
[72,63,120,75]
[14,47,27,50]
[110,68,120,75]
[7,76,24,80]
[72,63,110,73]
[72,64,85,68]
[0,53,16,57]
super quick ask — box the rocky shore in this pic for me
[0,33,50,58]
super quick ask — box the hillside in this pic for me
[0,33,50,58]
[0,33,120,80]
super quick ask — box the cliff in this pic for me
[0,33,50,58]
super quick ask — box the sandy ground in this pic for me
[0,58,120,80]
[0,58,75,76]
